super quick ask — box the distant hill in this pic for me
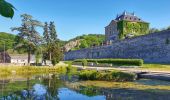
[63,34,105,51]
[0,32,15,52]
[0,32,105,52]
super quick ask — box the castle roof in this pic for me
[115,11,148,23]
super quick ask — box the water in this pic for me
[0,74,170,100]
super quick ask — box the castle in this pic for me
[64,12,170,63]
[105,11,149,42]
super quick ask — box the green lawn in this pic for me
[141,64,170,71]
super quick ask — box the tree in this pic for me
[43,21,61,66]
[149,28,160,33]
[11,14,43,65]
[79,40,88,48]
[49,22,57,42]
[167,26,170,30]
[0,0,15,18]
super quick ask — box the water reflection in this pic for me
[0,74,170,100]
[0,74,105,100]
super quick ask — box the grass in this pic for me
[70,79,170,93]
[0,65,68,77]
[141,64,170,71]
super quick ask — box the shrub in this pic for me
[79,70,135,82]
[82,59,88,67]
[74,59,143,66]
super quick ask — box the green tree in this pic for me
[149,28,160,33]
[79,40,88,48]
[35,47,42,65]
[0,0,15,18]
[49,21,57,42]
[43,21,61,66]
[11,14,43,65]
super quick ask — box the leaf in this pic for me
[0,0,15,18]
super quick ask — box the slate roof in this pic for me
[10,54,35,61]
[115,11,148,23]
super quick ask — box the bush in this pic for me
[74,59,143,66]
[82,59,88,67]
[79,70,135,82]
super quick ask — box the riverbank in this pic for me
[0,64,136,82]
[68,79,170,93]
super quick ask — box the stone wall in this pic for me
[64,30,170,63]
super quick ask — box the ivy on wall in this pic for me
[117,20,149,39]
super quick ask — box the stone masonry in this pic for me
[64,30,170,63]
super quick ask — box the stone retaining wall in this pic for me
[64,30,170,63]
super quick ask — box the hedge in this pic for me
[79,70,135,82]
[74,59,143,66]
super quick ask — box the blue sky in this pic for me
[1,0,170,40]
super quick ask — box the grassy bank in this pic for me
[79,70,135,82]
[141,64,170,71]
[0,66,68,77]
[69,79,170,93]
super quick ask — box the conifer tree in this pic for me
[11,14,43,65]
[43,21,61,66]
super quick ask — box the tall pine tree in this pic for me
[43,21,61,66]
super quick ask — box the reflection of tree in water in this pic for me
[65,82,170,100]
[42,74,63,100]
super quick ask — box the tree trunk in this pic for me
[28,49,31,66]
[50,52,51,61]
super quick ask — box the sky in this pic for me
[1,0,170,41]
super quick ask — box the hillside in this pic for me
[0,32,105,52]
[64,34,105,51]
[0,32,15,52]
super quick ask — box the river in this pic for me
[0,74,170,100]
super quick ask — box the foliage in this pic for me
[79,70,135,81]
[82,59,87,67]
[66,63,78,75]
[51,43,61,66]
[74,59,143,66]
[11,14,43,64]
[79,40,88,48]
[0,0,15,18]
[43,21,62,66]
[69,34,105,50]
[149,28,160,33]
[0,32,15,51]
[0,66,69,77]
[35,47,42,65]
[117,20,149,39]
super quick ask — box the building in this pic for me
[105,11,149,42]
[10,55,34,64]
